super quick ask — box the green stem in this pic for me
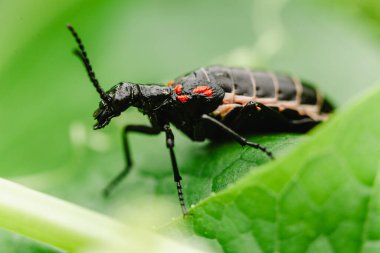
[0,178,203,253]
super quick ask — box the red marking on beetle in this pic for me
[167,80,175,86]
[192,86,213,97]
[203,89,213,96]
[177,95,189,102]
[174,85,183,95]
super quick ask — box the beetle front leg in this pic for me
[163,124,188,215]
[201,114,274,160]
[103,125,160,197]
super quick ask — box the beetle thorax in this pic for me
[133,85,175,114]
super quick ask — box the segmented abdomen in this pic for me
[187,66,333,121]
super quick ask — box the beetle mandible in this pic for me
[67,24,333,215]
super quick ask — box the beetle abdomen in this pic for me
[196,66,333,122]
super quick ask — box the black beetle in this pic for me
[67,24,333,215]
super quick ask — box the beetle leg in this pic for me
[228,101,290,130]
[103,125,160,197]
[201,114,274,160]
[163,124,188,216]
[289,118,319,132]
[226,101,261,128]
[244,102,321,132]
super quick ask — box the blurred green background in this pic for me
[1,0,380,252]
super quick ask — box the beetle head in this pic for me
[93,99,117,130]
[93,83,138,129]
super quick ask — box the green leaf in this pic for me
[2,0,380,252]
[170,85,380,253]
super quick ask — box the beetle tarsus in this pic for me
[244,141,274,160]
[177,181,188,215]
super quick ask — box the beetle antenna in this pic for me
[67,24,110,103]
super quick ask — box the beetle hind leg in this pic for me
[201,114,274,160]
[228,101,292,132]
